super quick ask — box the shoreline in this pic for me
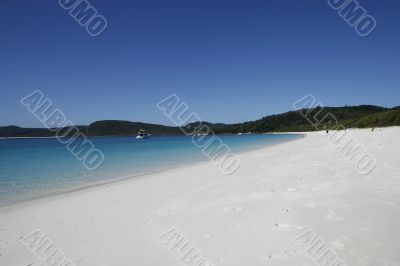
[0,133,304,210]
[0,127,399,266]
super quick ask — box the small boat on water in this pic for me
[136,129,150,139]
[237,123,245,135]
[196,132,208,137]
[238,132,252,135]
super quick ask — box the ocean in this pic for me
[0,134,302,206]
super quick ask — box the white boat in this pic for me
[136,129,150,139]
[237,123,245,135]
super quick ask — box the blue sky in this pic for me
[0,0,399,127]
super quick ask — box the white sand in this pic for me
[0,127,399,266]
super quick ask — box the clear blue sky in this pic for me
[1,0,399,127]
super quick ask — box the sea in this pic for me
[0,134,302,206]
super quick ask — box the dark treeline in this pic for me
[1,105,399,137]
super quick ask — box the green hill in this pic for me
[356,109,400,128]
[211,105,389,133]
[1,105,399,137]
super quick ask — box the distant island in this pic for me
[1,105,399,138]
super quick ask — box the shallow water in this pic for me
[0,134,302,206]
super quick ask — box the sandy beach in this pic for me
[0,127,399,266]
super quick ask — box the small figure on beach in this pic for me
[326,130,329,134]
[371,127,375,132]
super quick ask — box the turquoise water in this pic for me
[0,134,301,206]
